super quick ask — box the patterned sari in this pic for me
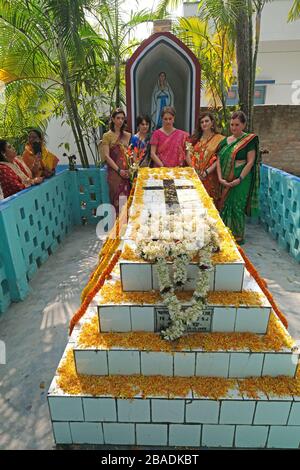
[191,133,224,205]
[150,129,189,167]
[103,131,131,214]
[217,133,260,243]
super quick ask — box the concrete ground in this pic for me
[0,223,299,450]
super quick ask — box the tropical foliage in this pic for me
[288,0,300,20]
[174,1,238,132]
[0,0,155,166]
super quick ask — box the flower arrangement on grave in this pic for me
[136,211,220,341]
[125,144,146,183]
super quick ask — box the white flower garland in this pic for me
[137,217,220,341]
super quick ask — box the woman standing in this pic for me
[217,111,260,244]
[22,129,59,178]
[102,108,131,213]
[129,115,151,167]
[150,106,190,168]
[190,112,224,205]
[0,140,43,198]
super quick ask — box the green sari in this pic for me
[217,133,260,243]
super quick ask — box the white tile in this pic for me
[83,398,116,422]
[70,422,104,444]
[288,402,300,425]
[103,423,135,445]
[169,424,201,446]
[254,401,292,425]
[262,353,297,377]
[99,306,131,332]
[186,400,219,424]
[117,399,150,422]
[220,401,256,424]
[136,424,168,446]
[152,264,171,291]
[121,264,152,291]
[48,397,84,421]
[141,352,173,376]
[108,350,140,375]
[131,306,155,331]
[174,353,195,377]
[202,424,235,447]
[74,350,108,375]
[235,307,270,333]
[212,307,236,332]
[196,353,229,377]
[267,426,300,448]
[214,264,244,291]
[229,353,264,378]
[52,422,72,444]
[184,264,198,290]
[152,399,185,423]
[235,425,269,448]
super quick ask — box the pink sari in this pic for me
[150,129,189,167]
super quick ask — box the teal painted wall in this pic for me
[0,168,109,313]
[260,164,300,262]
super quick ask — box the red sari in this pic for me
[103,131,131,214]
[0,158,32,198]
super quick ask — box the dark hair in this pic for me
[191,112,218,144]
[231,110,247,124]
[161,106,176,118]
[136,114,151,130]
[109,108,126,136]
[159,71,166,78]
[28,128,43,140]
[0,139,8,162]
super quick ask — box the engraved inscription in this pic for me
[155,307,213,332]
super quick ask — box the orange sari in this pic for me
[191,133,225,205]
[22,143,59,177]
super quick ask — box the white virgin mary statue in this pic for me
[151,72,174,129]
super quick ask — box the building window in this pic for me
[226,84,267,105]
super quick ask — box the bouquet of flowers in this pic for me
[125,144,146,183]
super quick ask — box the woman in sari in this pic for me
[102,108,131,213]
[190,112,224,205]
[22,129,59,178]
[0,139,43,198]
[217,111,260,244]
[150,106,191,167]
[129,114,151,167]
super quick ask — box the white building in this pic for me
[183,0,300,106]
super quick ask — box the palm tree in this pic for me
[288,0,300,20]
[86,0,157,110]
[0,0,108,166]
[175,15,236,131]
